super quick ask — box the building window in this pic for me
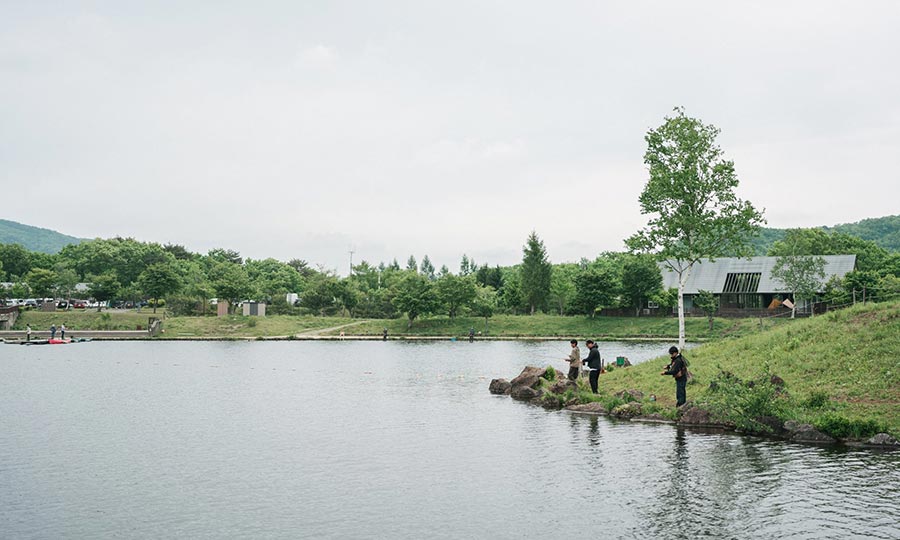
[723,272,761,293]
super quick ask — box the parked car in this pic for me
[57,301,69,310]
[24,299,38,308]
[72,300,87,309]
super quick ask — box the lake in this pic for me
[1,341,898,539]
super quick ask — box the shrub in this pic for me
[247,318,257,328]
[704,364,791,433]
[803,391,830,409]
[813,413,885,440]
[543,366,557,381]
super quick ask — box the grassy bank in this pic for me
[325,313,789,340]
[544,301,900,437]
[12,310,791,340]
[13,311,355,338]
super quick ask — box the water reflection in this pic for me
[0,341,897,540]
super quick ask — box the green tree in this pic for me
[406,255,418,272]
[87,272,121,311]
[470,285,498,333]
[138,263,182,313]
[301,274,341,316]
[520,231,552,315]
[435,273,477,318]
[392,272,439,329]
[209,263,254,314]
[420,255,436,280]
[549,264,578,315]
[621,255,663,316]
[0,243,32,280]
[25,267,57,298]
[573,267,618,317]
[693,289,719,330]
[768,229,887,274]
[770,239,827,318]
[627,107,765,349]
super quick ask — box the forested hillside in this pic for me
[0,220,84,254]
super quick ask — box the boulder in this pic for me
[611,402,643,419]
[510,366,547,390]
[784,421,836,444]
[549,379,577,395]
[614,389,644,402]
[865,433,900,447]
[489,378,511,395]
[510,386,542,401]
[541,394,565,410]
[565,402,608,415]
[753,416,786,436]
[677,404,717,427]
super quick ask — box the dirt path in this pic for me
[296,320,371,337]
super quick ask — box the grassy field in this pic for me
[338,313,790,340]
[13,310,792,340]
[552,301,900,437]
[14,310,356,338]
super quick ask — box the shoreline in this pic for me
[1,331,698,343]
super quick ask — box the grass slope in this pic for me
[0,219,84,253]
[14,311,355,338]
[587,301,900,435]
[339,314,789,340]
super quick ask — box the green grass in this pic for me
[329,313,788,340]
[572,301,900,436]
[14,311,355,337]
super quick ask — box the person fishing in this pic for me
[564,339,581,380]
[582,340,602,393]
[661,346,688,406]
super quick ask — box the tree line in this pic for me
[2,108,897,331]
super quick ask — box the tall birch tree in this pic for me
[627,108,765,349]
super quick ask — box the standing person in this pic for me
[26,324,32,342]
[469,328,475,342]
[382,328,388,341]
[582,340,602,393]
[60,323,66,339]
[50,324,57,340]
[565,339,581,381]
[661,346,688,406]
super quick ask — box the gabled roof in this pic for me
[659,255,857,294]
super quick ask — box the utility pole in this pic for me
[348,249,355,277]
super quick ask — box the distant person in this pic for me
[382,328,388,341]
[50,324,57,340]
[60,323,66,339]
[661,346,688,406]
[565,339,581,381]
[582,340,602,393]
[469,328,475,342]
[26,324,32,342]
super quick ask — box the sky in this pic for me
[2,1,899,274]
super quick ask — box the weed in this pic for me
[543,366,557,381]
[813,413,886,440]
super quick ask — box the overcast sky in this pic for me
[2,2,898,273]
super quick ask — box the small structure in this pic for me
[217,300,230,317]
[242,302,266,317]
[659,255,857,315]
[0,306,18,330]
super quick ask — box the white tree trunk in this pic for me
[677,269,689,351]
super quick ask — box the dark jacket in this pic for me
[664,354,687,379]
[582,346,602,370]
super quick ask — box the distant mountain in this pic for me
[0,219,85,253]
[749,215,900,255]
[826,215,900,252]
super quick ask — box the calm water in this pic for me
[1,341,898,539]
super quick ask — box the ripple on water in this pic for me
[1,341,898,540]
